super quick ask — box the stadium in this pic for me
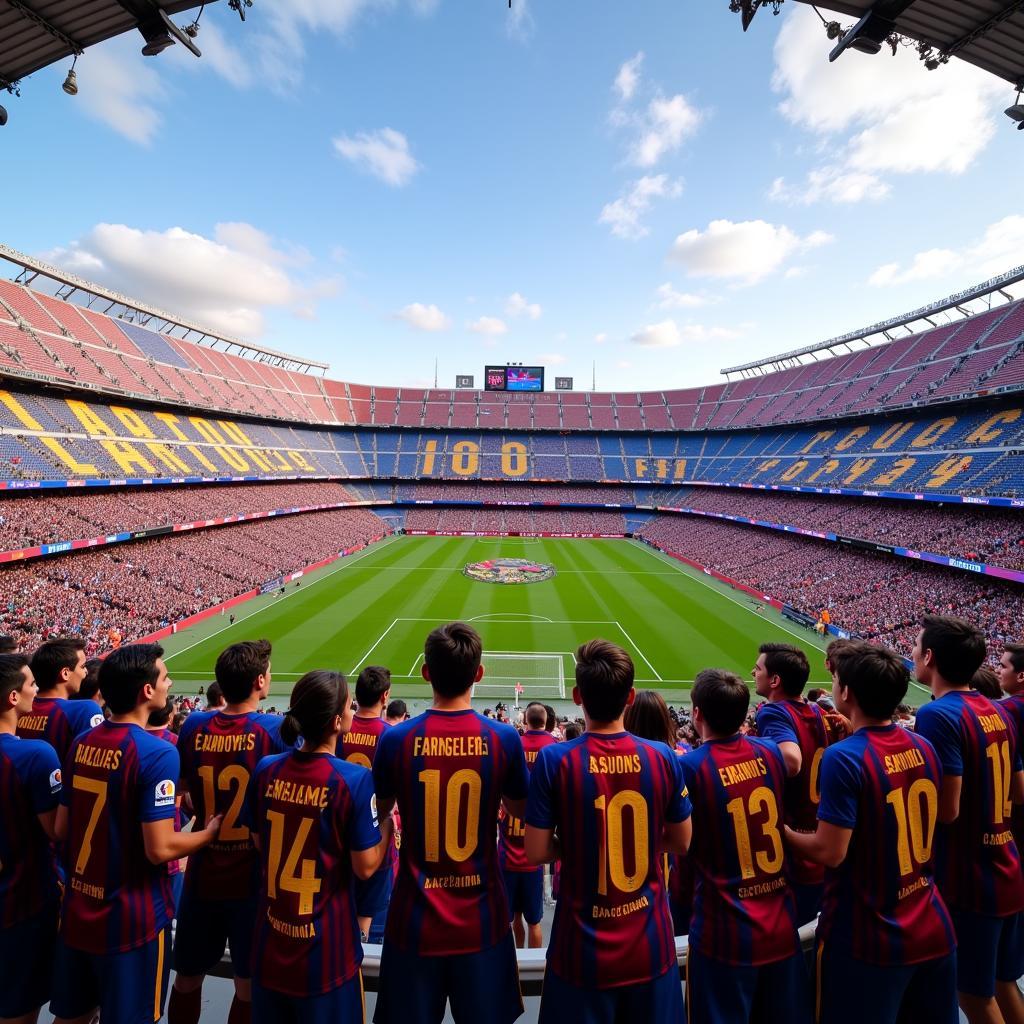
[1,2,1024,1024]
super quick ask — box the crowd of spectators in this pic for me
[637,514,1022,657]
[0,507,386,652]
[391,483,633,503]
[0,481,358,552]
[404,508,627,534]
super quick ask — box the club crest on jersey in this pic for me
[154,779,176,807]
[463,558,556,585]
[49,768,62,793]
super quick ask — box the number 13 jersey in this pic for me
[373,709,529,955]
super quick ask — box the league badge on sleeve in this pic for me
[154,779,176,807]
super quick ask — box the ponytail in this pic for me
[281,670,348,747]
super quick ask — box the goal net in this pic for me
[473,652,566,700]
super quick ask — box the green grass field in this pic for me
[160,536,930,708]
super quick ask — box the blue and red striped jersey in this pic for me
[373,709,529,955]
[499,729,555,872]
[527,732,691,988]
[817,725,955,964]
[177,709,287,901]
[915,691,1024,917]
[755,698,830,886]
[0,733,62,927]
[340,714,390,770]
[60,721,178,953]
[680,735,799,966]
[247,751,380,997]
[1000,693,1024,852]
[16,696,104,765]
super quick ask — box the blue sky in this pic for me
[2,0,1021,391]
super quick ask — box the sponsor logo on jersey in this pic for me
[154,779,176,806]
[49,768,62,793]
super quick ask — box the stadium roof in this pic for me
[0,1,223,90]
[789,0,1024,88]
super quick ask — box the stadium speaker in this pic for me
[62,69,78,96]
[1007,103,1024,130]
[0,105,7,127]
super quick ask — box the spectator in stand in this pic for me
[0,635,15,654]
[384,700,409,725]
[71,657,104,709]
[205,682,225,711]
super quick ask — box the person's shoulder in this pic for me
[746,733,782,757]
[134,724,178,758]
[7,735,60,773]
[914,698,954,728]
[252,711,283,733]
[254,750,290,777]
[179,709,214,733]
[822,732,866,768]
[329,754,372,788]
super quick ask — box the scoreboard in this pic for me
[485,365,545,392]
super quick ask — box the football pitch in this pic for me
[160,536,927,707]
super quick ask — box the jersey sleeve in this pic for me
[816,745,862,829]
[139,741,181,823]
[665,745,693,824]
[915,704,963,776]
[29,743,63,814]
[755,703,798,746]
[372,730,397,803]
[525,746,557,830]
[344,766,382,853]
[501,725,529,801]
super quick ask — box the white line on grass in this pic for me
[349,618,400,676]
[164,536,402,664]
[469,613,554,622]
[632,539,932,696]
[614,620,663,682]
[408,653,424,676]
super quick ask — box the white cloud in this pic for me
[333,128,421,187]
[614,52,643,103]
[505,292,542,319]
[631,95,702,168]
[41,223,339,338]
[669,219,832,284]
[396,302,451,331]
[655,283,708,310]
[594,332,608,344]
[631,319,740,348]
[599,175,683,240]
[468,316,508,336]
[75,37,166,144]
[507,0,535,40]
[868,215,1024,287]
[769,6,1004,203]
[537,352,567,365]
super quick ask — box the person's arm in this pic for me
[524,745,559,865]
[352,814,394,880]
[503,796,526,821]
[756,705,801,777]
[777,742,802,777]
[37,807,59,843]
[663,752,693,855]
[662,817,691,855]
[785,821,852,868]
[1012,770,1024,806]
[143,814,222,864]
[938,775,962,824]
[915,706,962,824]
[501,726,529,824]
[525,825,559,865]
[347,769,388,880]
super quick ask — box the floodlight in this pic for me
[1006,103,1024,128]
[0,105,6,127]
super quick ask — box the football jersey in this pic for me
[527,732,691,988]
[247,751,380,997]
[177,709,287,901]
[1001,693,1024,852]
[498,729,555,872]
[60,721,179,953]
[373,709,529,955]
[681,735,799,966]
[0,733,62,927]
[755,698,830,886]
[340,714,390,770]
[16,696,104,764]
[816,725,956,964]
[915,691,1024,917]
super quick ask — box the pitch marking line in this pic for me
[469,613,554,622]
[349,618,400,676]
[164,535,402,665]
[613,620,663,682]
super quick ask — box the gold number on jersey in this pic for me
[886,778,938,876]
[987,740,1013,825]
[72,776,108,875]
[593,791,649,896]
[197,764,250,842]
[418,768,482,863]
[808,747,825,806]
[346,752,373,771]
[265,810,322,915]
[725,786,784,881]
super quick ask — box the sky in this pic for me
[1,0,1022,392]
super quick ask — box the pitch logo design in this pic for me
[463,557,556,585]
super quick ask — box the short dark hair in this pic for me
[1003,644,1024,673]
[30,637,86,692]
[148,697,174,729]
[564,722,582,740]
[759,642,810,697]
[424,622,481,698]
[0,653,30,707]
[833,642,908,720]
[575,639,634,723]
[215,640,272,704]
[525,702,548,729]
[356,666,392,708]
[971,666,1002,700]
[624,690,675,746]
[692,668,750,735]
[281,670,349,747]
[77,658,103,701]
[386,699,408,720]
[920,615,986,685]
[806,688,825,703]
[99,644,164,715]
[206,681,224,707]
[0,635,16,654]
[544,705,556,732]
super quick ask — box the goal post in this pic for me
[473,651,566,700]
